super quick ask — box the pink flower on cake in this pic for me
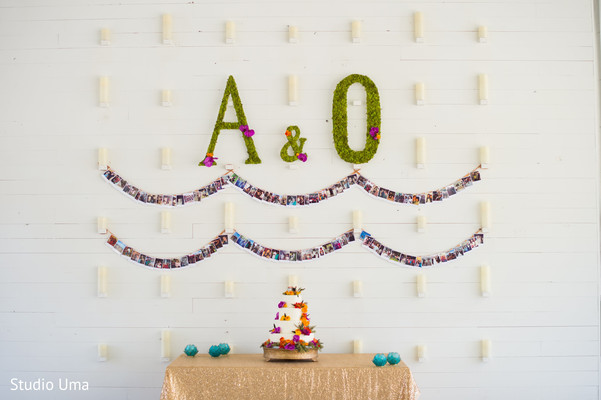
[275,312,279,320]
[278,301,287,308]
[270,325,281,334]
[284,342,296,350]
[293,335,300,343]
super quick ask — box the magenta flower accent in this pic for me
[278,301,286,308]
[301,328,310,335]
[239,125,255,137]
[275,312,279,320]
[297,153,307,162]
[369,127,380,140]
[293,335,300,343]
[284,343,296,350]
[265,341,273,348]
[203,155,218,167]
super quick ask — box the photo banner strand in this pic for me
[360,229,484,268]
[101,165,482,208]
[106,231,229,269]
[104,229,483,269]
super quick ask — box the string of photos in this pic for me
[104,229,483,269]
[106,231,229,269]
[360,229,484,268]
[101,165,481,208]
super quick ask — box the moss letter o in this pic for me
[332,74,381,164]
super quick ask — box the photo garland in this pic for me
[104,228,483,268]
[105,231,229,269]
[102,166,481,208]
[360,229,484,268]
[230,230,355,262]
[102,167,229,206]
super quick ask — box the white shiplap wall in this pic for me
[0,0,599,399]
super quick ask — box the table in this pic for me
[161,353,420,400]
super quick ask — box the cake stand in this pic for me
[263,348,318,362]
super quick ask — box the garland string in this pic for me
[101,165,481,208]
[104,228,483,269]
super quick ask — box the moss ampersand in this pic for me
[280,126,308,163]
[199,75,262,167]
[332,74,381,164]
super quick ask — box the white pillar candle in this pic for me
[416,215,427,233]
[97,266,108,298]
[161,211,171,234]
[352,280,363,297]
[161,330,171,360]
[414,12,424,42]
[288,274,298,287]
[478,25,488,43]
[352,210,363,232]
[99,76,110,107]
[288,216,299,234]
[480,146,490,168]
[351,20,361,43]
[481,339,491,361]
[415,82,425,105]
[478,74,489,105]
[224,202,235,233]
[416,274,426,297]
[288,25,299,43]
[480,265,491,297]
[225,21,235,44]
[416,137,426,168]
[100,28,111,46]
[161,89,172,107]
[480,201,491,232]
[162,14,173,44]
[97,344,108,362]
[161,147,172,170]
[97,216,108,234]
[353,339,363,354]
[160,275,171,298]
[288,75,298,106]
[416,344,427,362]
[224,281,235,298]
[97,147,108,170]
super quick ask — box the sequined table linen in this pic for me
[160,353,420,400]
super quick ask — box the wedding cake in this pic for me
[261,287,323,360]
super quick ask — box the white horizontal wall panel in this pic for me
[0,0,598,399]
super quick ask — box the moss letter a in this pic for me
[199,75,262,166]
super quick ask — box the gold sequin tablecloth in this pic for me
[160,353,420,400]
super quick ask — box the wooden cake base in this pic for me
[263,348,318,362]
